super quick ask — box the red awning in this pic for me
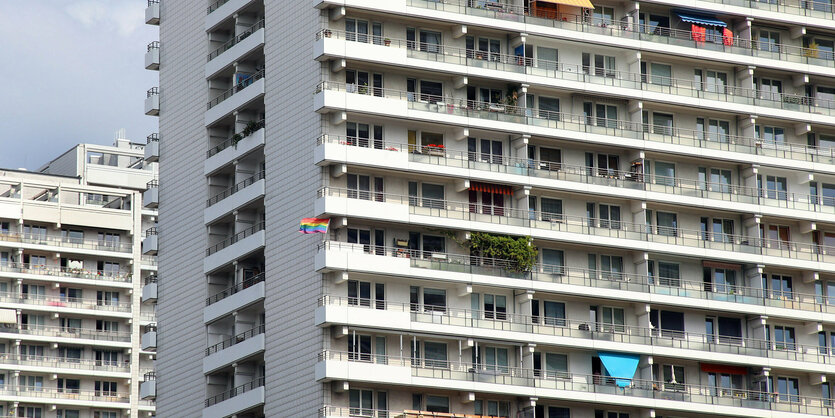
[470,182,513,195]
[703,260,742,270]
[700,363,748,375]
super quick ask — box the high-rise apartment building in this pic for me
[153,0,835,417]
[0,139,158,417]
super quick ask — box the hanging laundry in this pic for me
[722,28,734,46]
[691,24,706,43]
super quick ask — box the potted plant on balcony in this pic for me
[231,133,243,147]
[804,41,820,59]
[467,232,537,273]
[358,82,369,95]
[425,143,445,156]
[384,38,391,46]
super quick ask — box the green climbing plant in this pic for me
[469,232,537,273]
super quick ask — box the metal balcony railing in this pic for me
[206,272,265,306]
[315,81,835,165]
[317,241,835,315]
[318,186,835,264]
[206,170,265,207]
[147,41,160,52]
[147,0,159,5]
[143,371,156,381]
[0,262,132,282]
[0,385,130,402]
[317,134,835,216]
[319,350,835,415]
[408,0,835,69]
[0,231,132,252]
[145,227,158,237]
[0,324,131,342]
[146,87,159,98]
[206,0,230,15]
[205,221,265,256]
[207,120,265,158]
[208,19,265,61]
[204,376,264,407]
[205,324,265,356]
[146,133,159,143]
[319,295,835,366]
[0,292,131,312]
[147,179,159,189]
[144,275,158,285]
[207,69,265,110]
[318,28,835,116]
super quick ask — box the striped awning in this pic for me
[533,0,595,8]
[470,182,513,195]
[0,309,16,324]
[702,261,741,270]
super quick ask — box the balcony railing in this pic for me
[207,69,265,110]
[318,186,835,265]
[0,231,132,253]
[206,170,265,207]
[318,134,835,216]
[206,272,265,306]
[0,324,131,342]
[144,275,158,285]
[147,41,159,52]
[408,0,835,69]
[146,87,159,98]
[0,262,132,283]
[148,0,159,4]
[145,227,158,237]
[147,133,159,144]
[317,241,835,315]
[0,292,131,312]
[688,0,834,18]
[144,371,156,381]
[206,221,266,256]
[204,376,265,407]
[0,385,129,403]
[206,0,230,14]
[318,28,835,117]
[205,323,265,356]
[0,353,130,372]
[319,350,835,415]
[147,179,159,189]
[207,120,265,158]
[315,81,835,165]
[141,255,158,266]
[208,19,265,61]
[319,295,835,365]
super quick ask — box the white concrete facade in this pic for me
[0,139,159,418]
[156,0,835,417]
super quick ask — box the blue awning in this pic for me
[675,11,727,28]
[598,352,640,387]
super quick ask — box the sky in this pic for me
[0,0,158,170]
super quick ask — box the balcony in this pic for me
[142,275,158,303]
[0,292,132,315]
[142,227,158,255]
[317,350,834,417]
[204,273,265,323]
[144,180,159,208]
[317,187,835,272]
[0,385,130,406]
[204,222,265,273]
[205,70,265,126]
[203,377,265,418]
[205,170,265,224]
[142,324,157,351]
[0,231,133,255]
[206,20,264,78]
[205,120,265,175]
[0,263,132,285]
[204,324,265,373]
[144,87,159,116]
[317,295,835,373]
[646,0,835,24]
[316,135,835,224]
[316,241,835,320]
[145,41,160,70]
[317,29,835,124]
[141,255,158,271]
[405,0,835,75]
[144,133,159,162]
[140,372,156,400]
[314,81,835,173]
[145,0,159,25]
[0,354,130,375]
[0,324,132,344]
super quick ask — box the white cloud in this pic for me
[65,0,143,37]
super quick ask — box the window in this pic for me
[767,274,793,299]
[467,137,503,164]
[345,18,369,43]
[541,249,564,275]
[475,346,509,373]
[19,407,42,418]
[95,350,119,366]
[57,411,80,418]
[96,320,119,333]
[58,346,82,363]
[582,53,616,78]
[348,280,371,307]
[761,223,791,249]
[698,167,732,192]
[650,112,674,136]
[346,122,383,148]
[593,153,620,177]
[424,341,448,368]
[21,284,45,299]
[23,255,46,269]
[716,316,742,344]
[700,217,734,243]
[600,306,625,332]
[23,225,47,241]
[474,400,510,417]
[61,229,83,244]
[348,334,372,361]
[757,77,784,101]
[538,96,560,120]
[757,30,781,53]
[97,232,120,248]
[349,389,373,417]
[19,345,44,360]
[21,314,44,330]
[758,174,788,200]
[93,412,118,418]
[466,36,501,61]
[535,46,558,71]
[658,364,685,391]
[704,267,738,294]
[697,118,731,143]
[425,395,450,413]
[595,410,629,418]
[468,188,505,216]
[772,325,796,350]
[650,309,685,339]
[409,181,444,210]
[347,174,383,201]
[540,198,563,222]
[60,287,82,302]
[654,261,680,287]
[653,161,675,187]
[532,299,565,326]
[647,63,672,86]
[770,376,800,403]
[583,102,618,128]
[421,235,445,258]
[708,372,743,397]
[655,211,678,237]
[347,228,371,253]
[97,291,119,306]
[423,288,446,312]
[19,375,43,391]
[57,378,81,394]
[483,294,507,320]
[345,69,383,96]
[97,261,121,277]
[406,78,443,103]
[756,125,785,144]
[536,147,561,171]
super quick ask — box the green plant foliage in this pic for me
[469,232,537,272]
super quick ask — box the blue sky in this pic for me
[0,1,158,170]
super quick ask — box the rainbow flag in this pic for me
[299,217,329,234]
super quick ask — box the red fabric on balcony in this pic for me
[701,363,748,375]
[723,28,734,46]
[469,182,513,195]
[702,261,742,270]
[691,25,706,43]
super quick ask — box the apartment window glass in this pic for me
[349,389,374,416]
[653,161,675,187]
[538,96,560,120]
[600,307,625,332]
[419,30,442,53]
[423,341,447,367]
[758,30,781,52]
[345,18,368,43]
[420,183,444,209]
[649,63,672,86]
[773,325,797,350]
[652,113,674,136]
[540,198,563,222]
[541,249,564,275]
[483,294,507,320]
[598,204,621,229]
[423,288,446,312]
[61,230,83,244]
